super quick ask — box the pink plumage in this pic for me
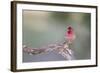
[65,26,75,44]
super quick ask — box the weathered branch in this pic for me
[23,41,75,60]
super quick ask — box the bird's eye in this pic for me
[68,26,72,30]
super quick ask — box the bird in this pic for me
[65,26,76,44]
[23,26,75,60]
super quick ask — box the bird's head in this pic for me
[67,26,73,31]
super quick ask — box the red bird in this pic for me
[65,26,76,44]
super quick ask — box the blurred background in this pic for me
[22,10,91,62]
